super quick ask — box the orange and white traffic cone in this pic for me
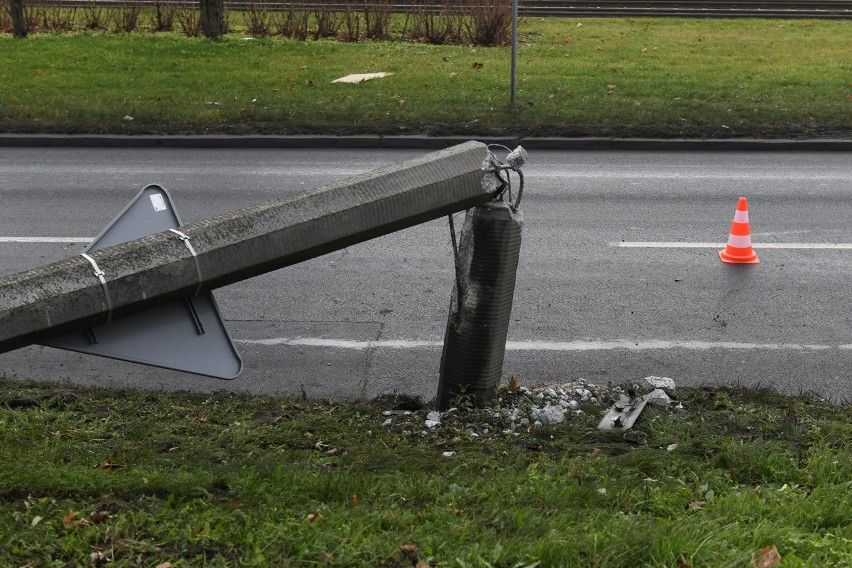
[720,197,759,264]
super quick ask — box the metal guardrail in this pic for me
[31,0,852,19]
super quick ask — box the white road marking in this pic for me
[237,338,842,352]
[0,237,92,243]
[611,242,852,249]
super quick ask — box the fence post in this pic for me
[436,200,523,410]
[11,0,27,38]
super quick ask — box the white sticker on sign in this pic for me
[150,194,167,212]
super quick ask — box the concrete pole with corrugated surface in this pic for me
[436,146,526,409]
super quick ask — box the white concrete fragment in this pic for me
[639,376,676,390]
[531,404,566,426]
[331,72,394,84]
[647,388,673,406]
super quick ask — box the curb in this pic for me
[1,134,850,151]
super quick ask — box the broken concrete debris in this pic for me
[646,388,673,406]
[597,393,651,431]
[635,375,676,391]
[597,376,680,431]
[531,404,566,427]
[331,72,394,84]
[379,376,682,439]
[424,410,442,429]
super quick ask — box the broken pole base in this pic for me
[436,201,523,410]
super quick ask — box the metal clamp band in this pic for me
[81,253,113,323]
[170,229,203,296]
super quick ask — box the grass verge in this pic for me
[1,376,850,567]
[1,17,850,138]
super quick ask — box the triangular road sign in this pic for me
[42,185,242,379]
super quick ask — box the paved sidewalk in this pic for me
[1,133,850,151]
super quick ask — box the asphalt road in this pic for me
[1,147,850,402]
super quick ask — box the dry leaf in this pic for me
[399,99,405,106]
[607,84,617,90]
[507,376,519,391]
[449,72,459,78]
[399,544,418,562]
[752,545,781,568]
[90,510,109,524]
[155,563,172,568]
[688,501,706,510]
[307,511,322,522]
[548,94,556,99]
[353,494,359,508]
[666,443,678,451]
[94,458,126,470]
[62,511,89,528]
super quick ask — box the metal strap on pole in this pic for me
[80,253,113,323]
[169,229,203,296]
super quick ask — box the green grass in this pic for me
[1,377,850,567]
[1,17,850,137]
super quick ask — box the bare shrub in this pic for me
[25,0,44,34]
[0,4,12,33]
[272,1,308,40]
[176,6,201,36]
[81,2,104,30]
[111,2,142,33]
[246,3,272,37]
[42,5,76,32]
[363,0,392,40]
[340,1,361,42]
[461,0,512,46]
[410,0,462,45]
[151,0,177,32]
[311,5,341,40]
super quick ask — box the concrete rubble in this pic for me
[597,376,680,431]
[377,376,685,441]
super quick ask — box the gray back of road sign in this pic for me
[42,185,243,379]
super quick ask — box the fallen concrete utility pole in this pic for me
[0,141,500,354]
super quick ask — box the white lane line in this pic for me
[0,237,92,243]
[611,242,852,249]
[237,338,842,351]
